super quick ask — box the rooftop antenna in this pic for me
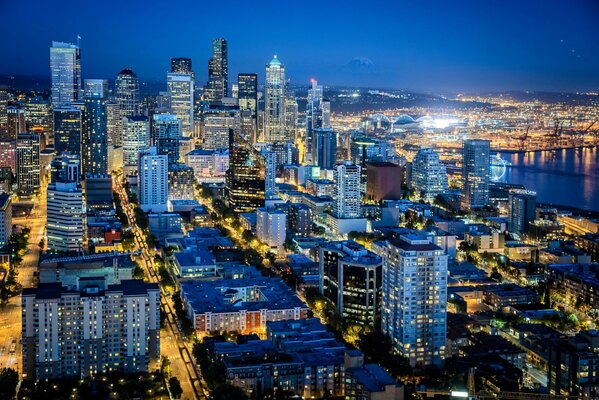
[77,34,82,47]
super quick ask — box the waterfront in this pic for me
[499,147,599,211]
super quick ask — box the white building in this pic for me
[333,161,361,218]
[256,208,287,251]
[264,56,286,143]
[50,41,81,107]
[412,148,448,201]
[185,148,229,182]
[122,116,150,174]
[167,73,194,136]
[22,279,160,380]
[374,234,447,368]
[138,148,168,213]
[47,181,84,252]
[202,111,239,150]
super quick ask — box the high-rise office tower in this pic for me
[167,73,194,136]
[320,241,382,329]
[238,73,258,139]
[153,113,182,165]
[122,116,150,174]
[226,131,265,212]
[508,189,537,235]
[47,157,84,253]
[412,148,448,201]
[115,69,140,119]
[285,95,298,142]
[83,79,108,174]
[138,147,168,213]
[171,57,193,75]
[306,80,331,161]
[264,55,286,143]
[106,101,121,145]
[22,279,160,380]
[50,41,82,106]
[53,105,82,156]
[462,139,490,209]
[25,96,52,133]
[376,234,448,368]
[314,128,337,170]
[5,106,26,139]
[167,163,194,201]
[50,155,80,184]
[16,133,40,195]
[202,109,240,150]
[205,38,228,101]
[365,162,403,202]
[0,87,10,132]
[0,139,16,175]
[259,147,277,200]
[333,161,361,218]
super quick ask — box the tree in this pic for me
[168,377,183,399]
[210,383,249,400]
[0,368,18,400]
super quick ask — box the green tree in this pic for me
[210,383,249,400]
[168,377,183,399]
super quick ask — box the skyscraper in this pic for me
[412,148,448,201]
[83,79,108,174]
[462,139,491,209]
[260,147,277,200]
[171,57,193,75]
[226,131,265,212]
[306,80,331,162]
[122,116,150,174]
[153,113,182,165]
[138,148,168,213]
[333,161,361,218]
[167,73,194,136]
[376,234,448,368]
[202,109,240,150]
[16,133,41,195]
[264,55,286,143]
[5,106,26,139]
[205,38,228,101]
[50,41,82,107]
[53,105,82,157]
[314,128,337,170]
[508,189,537,235]
[238,73,258,140]
[47,157,84,253]
[115,69,140,119]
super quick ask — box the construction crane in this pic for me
[516,125,530,151]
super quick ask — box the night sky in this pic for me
[1,0,598,92]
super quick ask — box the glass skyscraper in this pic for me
[205,38,228,101]
[50,41,81,107]
[462,139,491,209]
[306,80,331,162]
[153,113,182,165]
[226,131,265,212]
[83,79,108,174]
[264,55,286,143]
[115,69,140,119]
[53,105,82,157]
[167,73,194,136]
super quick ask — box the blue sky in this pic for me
[1,0,598,92]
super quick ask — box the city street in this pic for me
[114,180,207,400]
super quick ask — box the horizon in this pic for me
[1,0,599,93]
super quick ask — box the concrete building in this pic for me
[122,116,150,174]
[22,279,160,380]
[185,148,229,183]
[168,163,194,201]
[138,148,168,213]
[334,161,361,218]
[375,234,448,368]
[289,203,312,236]
[256,208,287,251]
[47,180,84,253]
[411,148,447,201]
[0,194,12,247]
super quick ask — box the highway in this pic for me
[114,179,207,400]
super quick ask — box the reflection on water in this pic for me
[499,148,598,211]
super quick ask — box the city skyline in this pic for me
[1,0,599,92]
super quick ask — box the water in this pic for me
[498,147,599,211]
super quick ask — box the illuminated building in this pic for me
[16,133,40,195]
[375,234,447,368]
[202,109,240,150]
[462,139,490,209]
[285,95,298,141]
[508,189,537,235]
[5,106,26,139]
[319,241,382,328]
[83,79,108,174]
[256,208,287,250]
[122,116,150,174]
[306,80,331,162]
[138,147,168,213]
[0,139,16,173]
[24,97,52,133]
[411,148,447,201]
[171,57,193,75]
[314,128,337,170]
[54,105,82,157]
[264,55,287,143]
[205,38,228,101]
[226,132,265,212]
[115,68,140,120]
[168,163,194,201]
[333,161,361,218]
[185,148,229,183]
[238,73,258,141]
[50,41,81,106]
[167,73,194,136]
[0,194,12,247]
[153,113,182,164]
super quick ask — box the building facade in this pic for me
[50,41,81,106]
